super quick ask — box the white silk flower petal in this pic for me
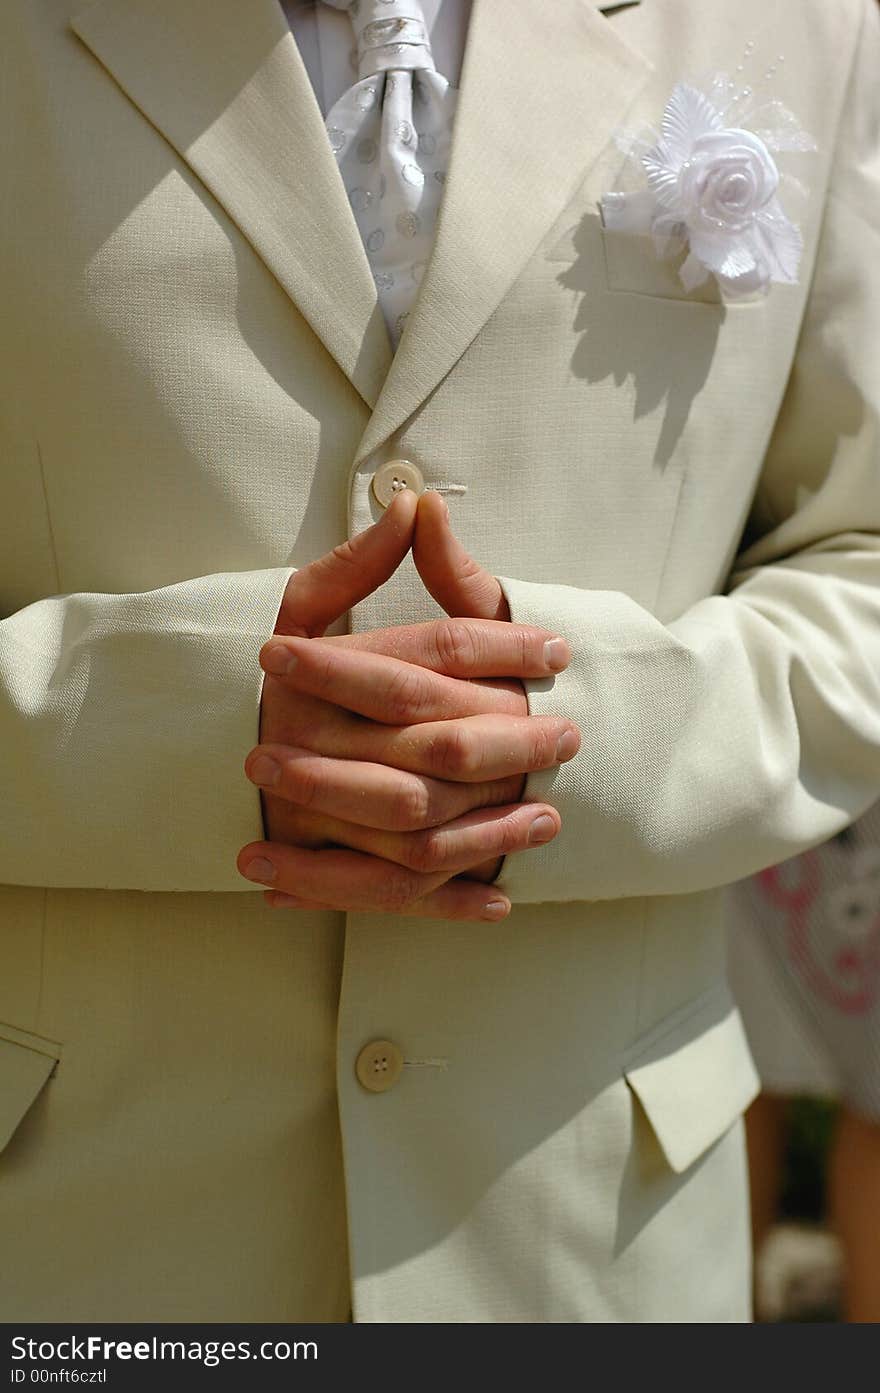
[754,202,804,282]
[687,226,757,279]
[657,82,724,166]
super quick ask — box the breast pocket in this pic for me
[544,201,764,310]
[0,1023,62,1157]
[601,227,728,305]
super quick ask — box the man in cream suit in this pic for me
[1,0,879,1323]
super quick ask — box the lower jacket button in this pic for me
[355,1039,405,1093]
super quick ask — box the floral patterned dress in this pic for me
[726,801,880,1120]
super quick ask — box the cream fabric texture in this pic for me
[1,0,879,1322]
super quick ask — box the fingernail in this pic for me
[249,754,281,788]
[243,856,276,885]
[270,892,302,907]
[556,729,579,762]
[482,899,510,921]
[262,643,296,675]
[528,814,558,845]
[543,638,569,672]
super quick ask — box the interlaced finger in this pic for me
[246,744,524,830]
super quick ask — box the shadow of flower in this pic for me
[556,213,726,468]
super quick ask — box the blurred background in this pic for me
[727,804,880,1324]
[754,1098,841,1322]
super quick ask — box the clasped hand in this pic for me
[237,490,579,921]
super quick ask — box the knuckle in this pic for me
[286,757,321,809]
[329,538,360,571]
[394,778,431,831]
[434,618,479,673]
[433,725,475,779]
[497,812,526,854]
[385,663,430,720]
[380,868,422,913]
[308,645,339,697]
[527,725,556,770]
[405,828,445,874]
[422,780,458,826]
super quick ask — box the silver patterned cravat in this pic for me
[319,0,457,347]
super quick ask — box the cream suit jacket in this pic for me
[2,0,880,1323]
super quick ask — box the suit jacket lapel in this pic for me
[356,0,653,463]
[70,0,393,409]
[69,0,650,435]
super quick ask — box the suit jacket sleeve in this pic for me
[496,0,880,906]
[0,568,293,891]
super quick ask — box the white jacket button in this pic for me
[355,1039,404,1093]
[371,458,424,507]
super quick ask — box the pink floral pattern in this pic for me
[756,830,880,1016]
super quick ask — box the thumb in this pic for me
[276,488,417,637]
[412,489,509,620]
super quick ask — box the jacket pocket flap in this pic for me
[0,1024,62,1155]
[623,987,760,1174]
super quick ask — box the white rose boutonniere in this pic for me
[600,68,817,299]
